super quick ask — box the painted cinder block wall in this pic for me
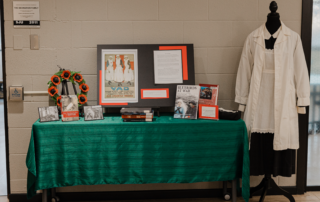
[4,0,302,194]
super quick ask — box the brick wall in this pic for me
[4,0,302,193]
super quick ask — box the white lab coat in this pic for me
[235,22,310,151]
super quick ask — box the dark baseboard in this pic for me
[9,193,42,202]
[9,189,224,202]
[58,189,226,201]
[8,187,297,202]
[306,186,320,192]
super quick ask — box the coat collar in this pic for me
[263,26,281,39]
[253,21,291,48]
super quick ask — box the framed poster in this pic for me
[100,49,138,104]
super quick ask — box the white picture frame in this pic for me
[100,49,138,103]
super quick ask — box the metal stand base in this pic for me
[250,174,295,202]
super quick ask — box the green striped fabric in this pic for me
[26,114,249,201]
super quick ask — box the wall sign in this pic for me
[13,1,40,28]
[9,86,24,101]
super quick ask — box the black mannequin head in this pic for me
[268,1,280,18]
[269,1,278,13]
[265,1,281,48]
[266,0,281,36]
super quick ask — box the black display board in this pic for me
[97,44,195,108]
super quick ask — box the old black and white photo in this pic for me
[84,105,103,121]
[38,106,59,122]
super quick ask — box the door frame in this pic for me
[297,0,320,193]
[0,0,11,196]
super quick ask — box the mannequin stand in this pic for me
[250,174,295,202]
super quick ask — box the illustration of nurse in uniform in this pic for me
[123,55,134,85]
[114,55,124,86]
[105,56,114,85]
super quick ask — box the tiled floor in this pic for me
[0,192,320,202]
[0,99,7,196]
[0,196,6,202]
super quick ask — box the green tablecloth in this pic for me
[26,114,250,201]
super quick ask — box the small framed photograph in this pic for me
[84,105,104,121]
[38,106,59,122]
[198,104,219,120]
[199,84,219,105]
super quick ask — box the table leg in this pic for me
[42,189,47,202]
[223,181,228,195]
[232,179,237,202]
[51,188,56,198]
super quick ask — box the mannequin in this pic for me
[249,2,295,202]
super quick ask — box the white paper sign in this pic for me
[153,50,183,84]
[202,106,216,117]
[13,1,40,28]
[143,90,167,98]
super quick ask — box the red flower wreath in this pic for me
[79,83,89,93]
[61,70,71,80]
[51,75,60,85]
[78,94,87,105]
[73,73,83,82]
[56,96,62,107]
[48,86,58,96]
[48,69,89,107]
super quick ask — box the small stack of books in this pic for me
[120,108,154,122]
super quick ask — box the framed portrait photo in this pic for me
[84,105,103,121]
[199,84,219,106]
[61,95,79,122]
[198,104,219,120]
[38,106,59,122]
[99,49,138,104]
